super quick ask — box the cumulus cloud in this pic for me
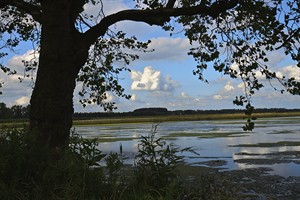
[231,61,300,81]
[213,95,223,100]
[254,65,300,81]
[224,81,234,92]
[15,96,30,105]
[7,49,38,71]
[1,50,37,106]
[130,66,179,92]
[282,65,300,81]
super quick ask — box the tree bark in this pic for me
[29,0,88,148]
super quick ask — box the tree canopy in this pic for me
[0,0,299,146]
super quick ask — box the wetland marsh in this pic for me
[75,116,300,177]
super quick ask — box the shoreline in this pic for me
[1,112,300,128]
[72,112,300,126]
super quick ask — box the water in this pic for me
[75,117,300,177]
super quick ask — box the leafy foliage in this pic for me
[134,123,198,197]
[77,31,151,110]
[0,0,299,129]
[0,127,105,199]
[178,0,300,99]
[0,102,30,119]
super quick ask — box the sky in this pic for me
[0,0,299,112]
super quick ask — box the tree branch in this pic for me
[166,0,176,8]
[275,28,300,50]
[0,0,42,23]
[84,0,239,46]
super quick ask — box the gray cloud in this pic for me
[138,37,193,61]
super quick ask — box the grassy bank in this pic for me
[73,111,300,126]
[1,111,300,128]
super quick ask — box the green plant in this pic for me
[105,152,124,183]
[69,129,106,167]
[0,126,234,200]
[0,127,109,199]
[133,123,198,198]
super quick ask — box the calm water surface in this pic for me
[75,117,300,177]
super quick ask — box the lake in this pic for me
[75,116,300,177]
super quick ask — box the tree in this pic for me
[10,104,30,118]
[0,0,299,148]
[0,102,12,119]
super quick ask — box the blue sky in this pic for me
[1,0,299,112]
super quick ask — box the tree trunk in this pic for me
[29,0,88,148]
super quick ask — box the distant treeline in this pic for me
[1,102,299,120]
[0,103,30,120]
[73,107,300,120]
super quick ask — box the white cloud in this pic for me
[254,71,265,79]
[15,96,30,105]
[130,66,179,92]
[130,93,137,101]
[231,61,300,82]
[230,63,239,72]
[224,81,234,92]
[7,49,38,71]
[237,82,245,89]
[103,92,115,102]
[179,92,191,99]
[213,94,223,100]
[282,65,300,81]
[275,71,284,79]
[1,50,36,106]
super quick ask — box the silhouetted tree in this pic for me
[0,0,299,147]
[0,103,12,119]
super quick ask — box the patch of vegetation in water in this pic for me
[163,131,246,139]
[268,130,298,134]
[198,132,247,138]
[235,151,300,157]
[92,133,115,137]
[193,160,228,167]
[234,158,295,165]
[234,150,300,165]
[229,141,300,147]
[163,132,204,138]
[75,123,148,129]
[96,137,138,143]
[163,137,178,140]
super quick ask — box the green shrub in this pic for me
[0,127,107,199]
[132,123,198,199]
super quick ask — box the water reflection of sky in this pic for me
[74,117,300,177]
